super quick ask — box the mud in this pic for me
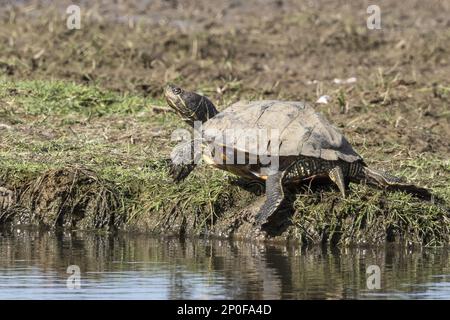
[1,167,123,230]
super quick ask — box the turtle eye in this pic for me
[172,87,182,95]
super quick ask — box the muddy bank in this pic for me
[1,167,122,229]
[1,159,449,246]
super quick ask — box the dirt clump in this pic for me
[3,167,123,230]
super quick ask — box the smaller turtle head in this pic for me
[164,84,218,125]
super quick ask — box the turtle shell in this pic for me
[202,100,361,163]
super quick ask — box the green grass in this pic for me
[0,79,449,245]
[0,79,145,116]
[0,78,240,233]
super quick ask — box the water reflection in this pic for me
[0,228,449,299]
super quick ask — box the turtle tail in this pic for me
[361,166,433,200]
[361,166,449,213]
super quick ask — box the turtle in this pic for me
[164,84,433,226]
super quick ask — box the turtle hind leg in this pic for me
[328,166,347,198]
[255,171,286,226]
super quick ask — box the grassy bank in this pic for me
[0,79,240,231]
[0,79,448,245]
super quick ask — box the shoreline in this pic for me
[1,80,448,246]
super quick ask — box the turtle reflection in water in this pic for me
[164,84,432,226]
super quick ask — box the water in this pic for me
[0,228,450,300]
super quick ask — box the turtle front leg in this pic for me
[170,162,196,182]
[169,139,199,182]
[255,170,286,225]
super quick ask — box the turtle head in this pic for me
[164,84,218,125]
